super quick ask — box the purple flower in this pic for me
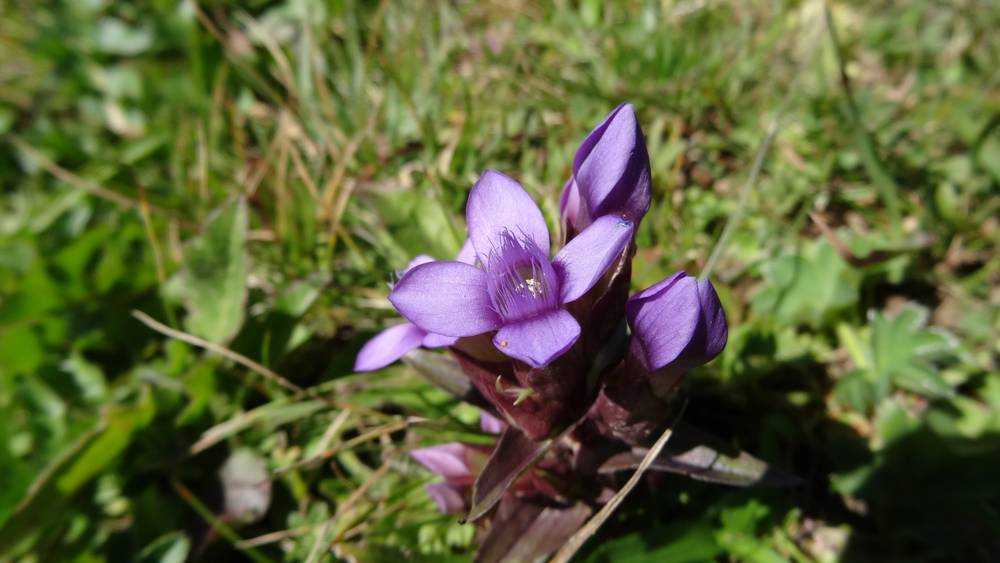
[411,432,496,514]
[626,271,728,376]
[561,103,651,234]
[389,170,634,368]
[353,242,477,372]
[423,482,466,514]
[410,442,479,485]
[480,411,506,434]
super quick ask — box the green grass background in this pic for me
[1,0,998,561]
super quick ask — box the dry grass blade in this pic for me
[10,136,174,216]
[287,139,328,210]
[190,399,328,455]
[237,525,313,549]
[275,417,425,474]
[809,211,913,268]
[550,403,687,563]
[131,309,303,394]
[309,460,393,560]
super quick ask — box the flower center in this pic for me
[484,231,558,322]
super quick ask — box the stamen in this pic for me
[484,230,558,322]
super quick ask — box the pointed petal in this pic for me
[573,103,651,221]
[455,238,477,265]
[353,323,426,372]
[626,274,701,370]
[424,483,466,514]
[493,309,580,368]
[421,332,458,348]
[696,278,728,360]
[558,177,585,230]
[410,443,473,480]
[631,270,687,301]
[389,261,500,337]
[552,214,634,303]
[466,170,550,257]
[404,254,435,272]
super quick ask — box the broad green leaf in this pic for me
[0,392,155,556]
[172,199,249,345]
[752,241,859,326]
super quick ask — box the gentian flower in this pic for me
[389,170,635,368]
[561,103,651,236]
[411,442,481,514]
[626,271,728,381]
[411,413,503,514]
[590,272,727,444]
[353,242,477,371]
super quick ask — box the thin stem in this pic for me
[131,309,302,394]
[701,117,780,280]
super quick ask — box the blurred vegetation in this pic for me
[1,0,998,561]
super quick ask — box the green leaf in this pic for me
[752,241,859,326]
[96,18,153,56]
[137,532,190,563]
[171,199,249,345]
[870,304,957,399]
[0,392,155,556]
[585,522,721,563]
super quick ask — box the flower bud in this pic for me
[562,103,652,236]
[626,272,727,395]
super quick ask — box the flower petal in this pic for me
[696,278,728,360]
[493,309,580,368]
[558,177,586,231]
[455,238,477,265]
[552,214,634,303]
[411,443,473,480]
[479,411,506,434]
[421,332,458,348]
[353,323,426,372]
[389,261,500,337]
[626,274,701,371]
[466,170,550,258]
[404,254,435,272]
[573,103,651,222]
[630,270,686,302]
[424,483,466,514]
